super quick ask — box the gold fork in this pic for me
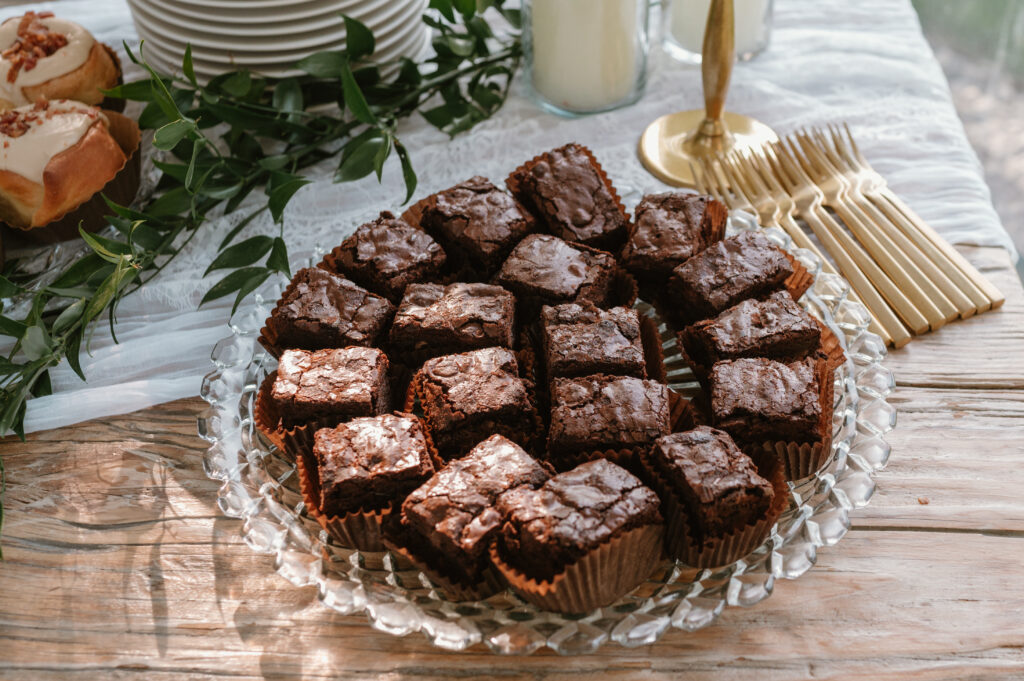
[792,131,956,330]
[832,123,1004,312]
[767,142,914,346]
[810,126,978,320]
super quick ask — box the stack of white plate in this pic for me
[127,0,429,81]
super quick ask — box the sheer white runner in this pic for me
[5,0,1015,433]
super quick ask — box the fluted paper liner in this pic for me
[783,251,814,302]
[98,43,126,113]
[295,449,390,552]
[253,372,327,463]
[381,515,504,602]
[755,358,837,481]
[491,522,664,614]
[639,450,788,569]
[7,110,141,243]
[505,143,631,253]
[640,314,667,383]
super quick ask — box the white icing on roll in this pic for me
[0,99,106,183]
[0,16,95,106]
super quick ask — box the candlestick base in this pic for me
[638,109,778,187]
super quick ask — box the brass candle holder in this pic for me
[639,0,777,186]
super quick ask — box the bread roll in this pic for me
[0,12,119,110]
[0,99,127,229]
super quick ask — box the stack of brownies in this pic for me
[253,143,841,613]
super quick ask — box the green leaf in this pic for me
[182,44,197,86]
[339,59,377,124]
[65,329,85,381]
[205,236,274,274]
[200,267,268,307]
[297,51,345,78]
[197,182,243,201]
[50,254,108,289]
[342,14,376,60]
[267,237,290,276]
[185,138,204,189]
[335,130,385,182]
[153,119,195,150]
[222,70,253,98]
[258,155,290,171]
[79,228,129,264]
[430,0,456,23]
[268,179,311,223]
[21,325,52,362]
[373,132,393,181]
[396,57,422,86]
[0,356,22,373]
[453,0,476,17]
[147,186,193,217]
[443,34,476,57]
[0,275,23,298]
[0,316,27,338]
[394,140,418,203]
[52,299,87,335]
[272,78,303,113]
[102,79,158,101]
[421,104,455,131]
[31,370,52,398]
[232,270,272,316]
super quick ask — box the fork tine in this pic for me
[689,161,708,194]
[694,159,728,205]
[718,153,755,207]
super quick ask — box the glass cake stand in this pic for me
[198,210,896,655]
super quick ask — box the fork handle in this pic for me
[800,208,913,347]
[876,188,1004,312]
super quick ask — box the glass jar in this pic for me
[523,0,651,117]
[664,0,773,64]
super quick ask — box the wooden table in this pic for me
[1,245,1022,680]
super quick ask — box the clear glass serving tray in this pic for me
[198,211,896,654]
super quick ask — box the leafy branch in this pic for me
[0,0,522,554]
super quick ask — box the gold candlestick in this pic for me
[638,0,777,186]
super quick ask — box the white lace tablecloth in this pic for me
[7,0,1016,433]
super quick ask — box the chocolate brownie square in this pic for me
[680,290,822,372]
[548,375,671,454]
[494,234,618,313]
[646,427,774,539]
[415,176,537,274]
[496,458,661,580]
[271,347,390,426]
[541,303,646,380]
[620,193,727,282]
[325,211,446,303]
[668,231,794,322]
[710,357,826,445]
[507,143,629,251]
[415,347,536,459]
[313,412,435,516]
[399,434,551,580]
[389,282,515,360]
[263,267,394,352]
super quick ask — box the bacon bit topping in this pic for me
[0,99,94,138]
[2,11,68,83]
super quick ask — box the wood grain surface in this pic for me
[1,245,1022,681]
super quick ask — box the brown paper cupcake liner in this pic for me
[253,371,331,463]
[754,358,837,481]
[98,43,126,113]
[668,388,699,433]
[490,522,664,614]
[639,450,788,569]
[817,320,847,373]
[6,110,141,244]
[381,515,504,601]
[547,446,639,475]
[295,449,390,552]
[783,251,814,302]
[505,143,631,254]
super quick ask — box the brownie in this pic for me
[647,427,774,539]
[507,143,628,251]
[389,282,515,360]
[494,234,618,312]
[416,347,536,459]
[326,211,446,303]
[416,176,537,273]
[264,267,395,352]
[541,303,645,380]
[548,375,671,454]
[668,231,794,322]
[710,357,824,445]
[620,193,727,281]
[270,347,390,425]
[497,458,661,580]
[681,290,822,371]
[313,412,434,516]
[400,434,551,577]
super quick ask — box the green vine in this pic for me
[0,0,522,555]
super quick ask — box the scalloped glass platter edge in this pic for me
[198,210,897,655]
